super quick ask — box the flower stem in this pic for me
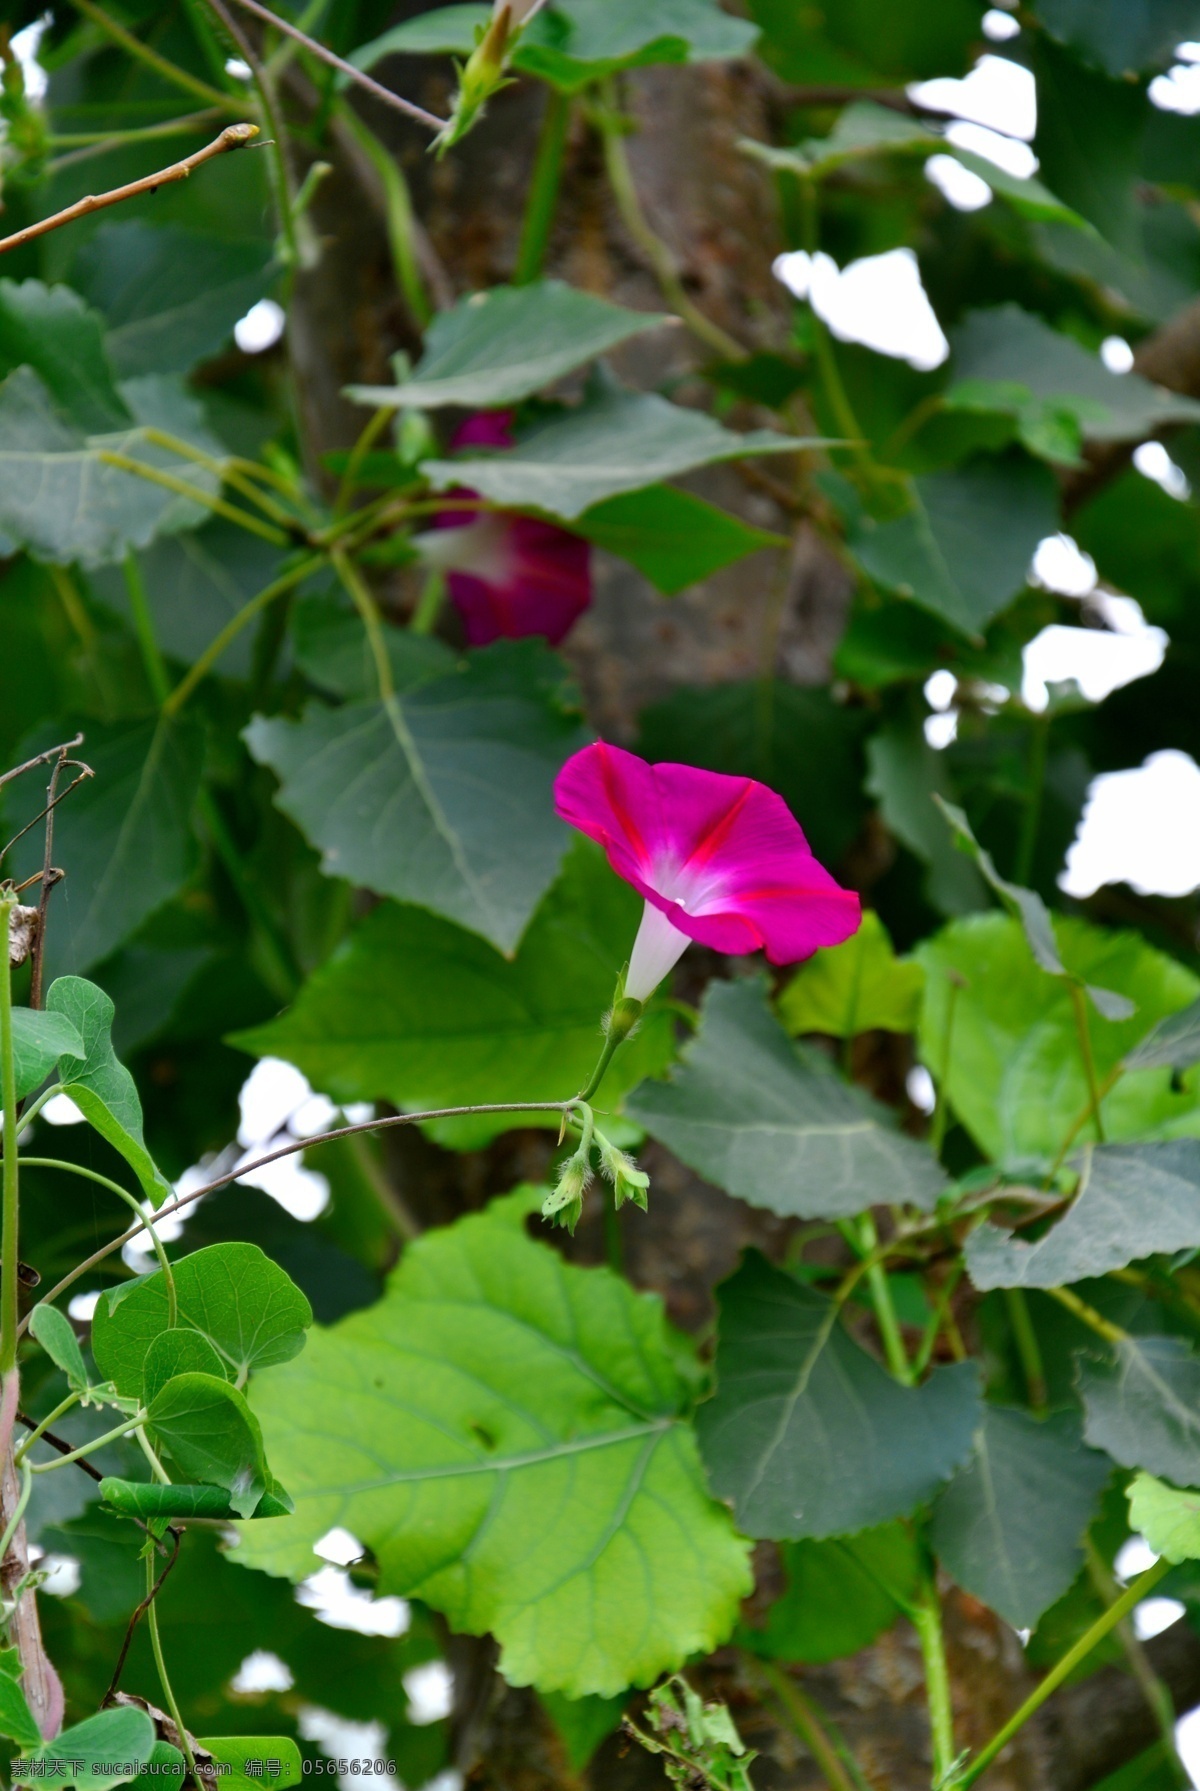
[146,1549,198,1779]
[29,1411,146,1471]
[956,1560,1171,1789]
[163,555,323,716]
[515,89,571,285]
[854,1215,912,1384]
[1069,982,1106,1143]
[0,899,20,1377]
[578,999,642,1102]
[911,1564,956,1784]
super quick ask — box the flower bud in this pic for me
[596,1133,650,1213]
[541,1153,592,1234]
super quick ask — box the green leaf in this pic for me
[234,843,675,1151]
[0,1671,42,1750]
[70,221,277,378]
[1080,1334,1200,1485]
[849,455,1059,638]
[146,1371,270,1518]
[697,1254,981,1539]
[1034,0,1200,76]
[1128,1473,1200,1563]
[1032,36,1148,252]
[916,913,1200,1173]
[573,485,784,595]
[291,602,456,701]
[9,1008,85,1100]
[46,976,171,1203]
[935,797,1135,1020]
[949,150,1094,231]
[778,910,924,1038]
[634,681,869,865]
[29,1303,89,1391]
[99,1477,292,1521]
[234,1187,752,1698]
[743,1524,919,1663]
[420,382,819,521]
[747,100,939,176]
[350,3,488,56]
[627,979,947,1218]
[197,1739,304,1791]
[5,719,203,976]
[346,281,668,412]
[930,1407,1110,1629]
[747,0,982,85]
[865,717,987,916]
[142,1328,230,1404]
[244,640,586,955]
[0,366,223,567]
[967,1142,1200,1290]
[1125,997,1200,1071]
[0,279,127,433]
[948,307,1200,448]
[91,1242,313,1399]
[14,1704,156,1790]
[540,1693,627,1773]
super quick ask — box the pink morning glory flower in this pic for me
[554,742,862,1001]
[417,412,591,648]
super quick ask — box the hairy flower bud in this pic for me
[541,1153,592,1234]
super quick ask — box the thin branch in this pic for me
[0,769,92,882]
[0,737,85,797]
[103,1527,182,1706]
[15,1414,104,1485]
[0,124,260,255]
[224,0,446,134]
[21,1102,580,1330]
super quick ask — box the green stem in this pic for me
[911,1564,956,1784]
[123,553,172,704]
[97,453,290,546]
[30,1410,146,1471]
[515,89,570,284]
[0,1459,32,1569]
[163,555,321,715]
[912,1266,963,1379]
[758,1660,869,1791]
[1046,1284,1127,1346]
[1085,1544,1188,1786]
[136,1426,171,1485]
[1004,1288,1048,1416]
[0,902,20,1376]
[410,571,446,635]
[856,1215,913,1384]
[65,0,243,110]
[1013,713,1049,888]
[19,1160,176,1325]
[14,1393,83,1467]
[957,1560,1172,1789]
[335,406,397,518]
[140,430,302,530]
[333,549,395,700]
[1069,982,1106,1143]
[145,1549,198,1779]
[577,1000,643,1103]
[336,104,431,326]
[17,1084,64,1131]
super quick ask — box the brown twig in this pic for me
[30,747,87,1013]
[0,738,85,797]
[0,124,261,255]
[15,1413,104,1485]
[224,0,446,134]
[103,1527,183,1706]
[0,770,91,886]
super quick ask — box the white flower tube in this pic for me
[498,0,551,20]
[625,899,691,1003]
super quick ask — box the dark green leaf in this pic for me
[1035,0,1200,76]
[628,979,947,1218]
[235,1188,752,1698]
[865,717,987,915]
[540,1693,627,1773]
[849,456,1059,638]
[29,1303,89,1391]
[1080,1333,1200,1484]
[574,485,784,595]
[930,1407,1110,1628]
[14,1704,156,1790]
[244,641,586,954]
[235,843,675,1150]
[1125,998,1200,1071]
[146,1371,270,1518]
[0,279,127,433]
[142,1328,230,1404]
[10,1008,85,1100]
[198,1739,303,1791]
[778,911,924,1038]
[697,1254,981,1538]
[91,1242,313,1398]
[1032,37,1148,252]
[350,3,488,55]
[967,1141,1200,1290]
[0,1671,41,1749]
[744,1525,919,1663]
[347,281,668,412]
[46,976,171,1203]
[291,602,456,700]
[420,383,819,521]
[99,1477,292,1521]
[747,0,982,85]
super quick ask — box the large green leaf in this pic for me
[346,281,667,412]
[697,1254,981,1538]
[1080,1334,1200,1486]
[14,1705,156,1790]
[244,641,586,954]
[10,1008,84,1100]
[627,979,947,1218]
[778,911,924,1038]
[1125,998,1200,1072]
[4,716,203,976]
[420,383,817,521]
[1035,0,1200,76]
[747,0,985,87]
[743,1524,919,1663]
[234,1187,752,1699]
[235,843,674,1150]
[949,307,1200,447]
[290,601,456,700]
[967,1142,1200,1290]
[0,279,127,432]
[1032,37,1148,252]
[46,976,171,1203]
[574,486,785,596]
[849,456,1059,638]
[1128,1473,1200,1562]
[70,221,276,378]
[917,914,1200,1172]
[91,1242,313,1398]
[930,1407,1110,1629]
[0,366,223,567]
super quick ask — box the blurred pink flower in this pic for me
[422,411,591,648]
[554,742,861,1001]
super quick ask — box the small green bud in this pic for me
[596,1132,650,1212]
[541,1153,592,1234]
